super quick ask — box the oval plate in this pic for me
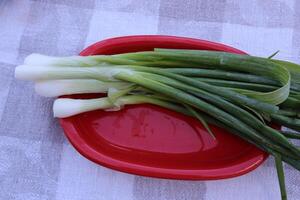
[60,35,268,180]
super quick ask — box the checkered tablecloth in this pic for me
[0,0,299,199]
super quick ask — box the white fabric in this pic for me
[0,0,299,199]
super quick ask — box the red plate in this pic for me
[60,35,268,180]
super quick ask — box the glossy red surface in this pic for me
[60,35,268,180]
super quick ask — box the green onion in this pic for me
[53,95,188,118]
[15,65,134,81]
[35,79,131,97]
[16,49,300,200]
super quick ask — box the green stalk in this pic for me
[126,66,279,113]
[210,86,300,110]
[280,131,300,140]
[290,94,300,100]
[164,68,279,85]
[291,83,300,92]
[271,114,300,131]
[275,154,287,200]
[184,104,216,140]
[137,71,300,156]
[243,106,266,124]
[268,50,280,59]
[280,96,300,108]
[121,49,290,106]
[194,77,276,92]
[278,109,299,117]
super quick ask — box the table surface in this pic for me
[0,0,300,199]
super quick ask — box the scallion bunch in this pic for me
[15,49,300,200]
